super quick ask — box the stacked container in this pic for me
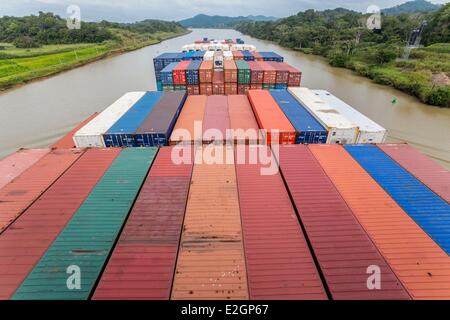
[241,50,255,61]
[153,52,183,82]
[258,61,277,88]
[203,95,230,144]
[259,51,284,62]
[160,62,178,91]
[232,50,244,60]
[199,60,213,95]
[186,60,201,95]
[223,51,234,60]
[212,71,225,95]
[224,60,238,95]
[268,61,289,88]
[228,95,260,144]
[172,60,190,90]
[203,51,215,61]
[236,60,250,94]
[248,61,264,86]
[252,51,264,61]
[170,95,207,145]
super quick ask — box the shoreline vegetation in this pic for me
[236,4,450,108]
[0,13,190,92]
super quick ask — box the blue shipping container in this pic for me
[275,84,288,90]
[160,62,178,85]
[241,50,255,61]
[156,81,163,92]
[260,52,284,62]
[154,53,184,80]
[103,92,164,147]
[193,51,206,61]
[270,90,328,144]
[186,61,202,85]
[345,144,450,254]
[183,51,196,60]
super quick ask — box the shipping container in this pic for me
[182,51,196,61]
[257,61,277,84]
[12,148,157,300]
[259,51,284,62]
[170,95,207,145]
[275,84,288,90]
[186,84,200,95]
[162,84,174,92]
[238,84,250,95]
[313,90,387,143]
[74,92,145,148]
[199,61,213,83]
[247,90,296,144]
[135,92,187,147]
[103,92,164,147]
[247,61,264,84]
[0,148,120,300]
[213,51,224,70]
[192,50,206,61]
[0,149,50,190]
[156,81,163,91]
[224,60,238,83]
[241,50,255,61]
[93,147,193,300]
[378,143,450,203]
[203,51,215,61]
[345,144,450,254]
[160,62,178,85]
[200,83,213,95]
[262,84,276,90]
[270,90,328,144]
[186,60,202,85]
[267,62,289,84]
[309,144,450,299]
[288,88,359,144]
[277,145,410,300]
[51,113,98,149]
[236,60,251,84]
[171,146,249,300]
[153,53,184,81]
[250,84,263,90]
[212,71,225,95]
[252,51,264,61]
[173,61,191,85]
[203,95,230,144]
[223,51,234,61]
[174,85,187,91]
[232,50,244,60]
[224,82,238,95]
[283,63,302,87]
[227,95,260,144]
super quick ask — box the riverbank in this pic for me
[0,28,191,92]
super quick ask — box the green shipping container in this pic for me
[236,60,251,84]
[12,148,158,300]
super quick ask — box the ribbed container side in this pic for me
[203,95,230,144]
[51,113,98,149]
[93,147,193,300]
[172,146,249,300]
[0,149,85,233]
[235,145,327,300]
[309,144,450,300]
[247,90,296,144]
[278,145,410,300]
[269,90,327,144]
[0,149,50,190]
[378,144,450,203]
[170,95,207,145]
[345,144,450,254]
[12,148,158,300]
[228,95,260,144]
[0,148,120,300]
[104,92,164,147]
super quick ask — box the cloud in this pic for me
[0,0,448,22]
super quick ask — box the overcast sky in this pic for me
[0,0,448,22]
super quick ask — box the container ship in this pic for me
[0,39,449,301]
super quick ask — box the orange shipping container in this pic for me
[232,51,244,60]
[224,82,238,95]
[247,90,296,144]
[257,61,277,84]
[170,96,207,145]
[199,83,213,96]
[186,85,200,95]
[199,61,213,83]
[224,60,238,83]
[0,149,84,233]
[228,95,260,144]
[309,144,450,300]
[171,146,249,300]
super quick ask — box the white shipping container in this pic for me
[203,51,215,61]
[312,90,387,143]
[73,92,145,148]
[223,51,234,60]
[288,87,359,144]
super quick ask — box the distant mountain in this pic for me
[178,14,277,28]
[382,0,441,16]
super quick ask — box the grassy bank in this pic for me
[0,28,190,91]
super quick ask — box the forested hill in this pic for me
[179,14,277,28]
[235,4,450,107]
[382,0,440,16]
[0,12,185,48]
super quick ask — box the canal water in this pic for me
[0,28,449,168]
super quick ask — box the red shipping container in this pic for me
[173,61,190,85]
[378,143,450,203]
[235,146,328,300]
[224,83,238,95]
[223,60,238,83]
[199,61,213,83]
[228,95,260,144]
[247,90,296,144]
[200,83,213,96]
[213,84,225,95]
[284,63,302,87]
[278,145,410,300]
[0,148,119,299]
[0,149,84,233]
[267,62,289,84]
[247,61,264,84]
[51,113,99,149]
[252,51,264,61]
[257,61,277,84]
[213,71,225,95]
[237,84,250,95]
[250,84,263,90]
[93,147,193,300]
[186,85,200,95]
[232,50,244,60]
[203,96,230,144]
